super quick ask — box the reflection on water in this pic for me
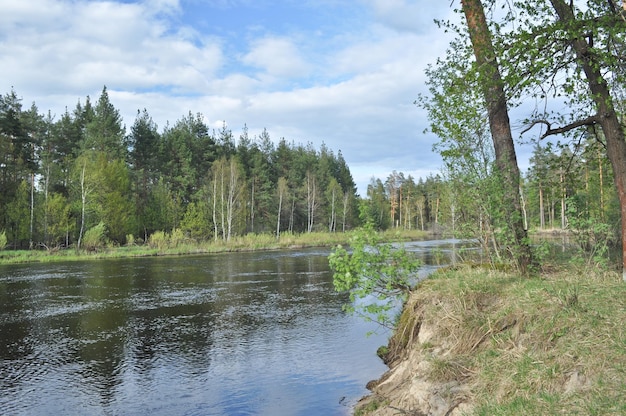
[0,241,471,416]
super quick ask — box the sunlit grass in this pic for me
[376,263,626,415]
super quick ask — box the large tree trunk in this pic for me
[461,0,533,273]
[549,0,626,280]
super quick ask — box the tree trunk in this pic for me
[212,175,218,242]
[29,172,34,249]
[78,163,87,250]
[520,185,528,231]
[461,0,533,273]
[539,185,545,230]
[276,191,283,239]
[549,0,626,279]
[306,171,317,233]
[289,198,295,233]
[560,171,565,229]
[342,192,349,232]
[250,178,255,234]
[276,177,287,239]
[329,186,336,232]
[598,148,605,221]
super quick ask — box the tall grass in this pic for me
[0,229,429,265]
[377,264,626,415]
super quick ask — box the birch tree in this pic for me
[326,178,341,232]
[276,176,288,238]
[225,157,244,241]
[305,170,318,233]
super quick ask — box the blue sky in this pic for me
[1,0,459,194]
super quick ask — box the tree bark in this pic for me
[277,177,287,239]
[539,183,546,230]
[306,170,317,233]
[549,0,626,279]
[461,0,533,273]
[78,162,88,250]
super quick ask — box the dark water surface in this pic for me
[0,241,472,416]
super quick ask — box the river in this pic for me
[0,240,472,416]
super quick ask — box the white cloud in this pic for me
[0,0,223,96]
[0,0,460,195]
[364,0,452,33]
[241,36,310,81]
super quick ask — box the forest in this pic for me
[2,0,625,274]
[0,80,621,259]
[0,79,620,264]
[0,86,361,250]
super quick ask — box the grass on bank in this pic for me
[0,228,428,265]
[373,263,626,416]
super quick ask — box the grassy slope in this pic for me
[360,264,626,415]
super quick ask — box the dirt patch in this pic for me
[356,291,475,416]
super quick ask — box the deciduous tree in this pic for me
[460,0,533,273]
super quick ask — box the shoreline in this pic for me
[0,229,430,266]
[353,264,626,415]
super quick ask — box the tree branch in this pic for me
[521,115,599,139]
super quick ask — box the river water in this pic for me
[0,240,471,416]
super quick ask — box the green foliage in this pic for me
[566,196,617,269]
[180,201,211,240]
[354,398,386,416]
[0,230,6,250]
[144,228,186,250]
[169,228,185,248]
[328,222,421,329]
[93,155,135,242]
[84,86,126,159]
[0,85,361,250]
[6,180,31,248]
[44,192,72,247]
[148,230,168,250]
[82,222,107,251]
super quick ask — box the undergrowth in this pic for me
[370,264,626,415]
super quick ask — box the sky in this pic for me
[0,0,461,195]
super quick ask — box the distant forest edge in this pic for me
[0,86,431,251]
[2,85,615,252]
[0,86,364,250]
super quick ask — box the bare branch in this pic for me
[521,115,599,139]
[520,119,551,136]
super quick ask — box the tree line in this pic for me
[364,135,620,260]
[0,86,359,249]
[342,1,625,276]
[414,0,626,274]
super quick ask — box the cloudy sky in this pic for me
[1,0,460,195]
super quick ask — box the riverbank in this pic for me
[356,264,626,415]
[0,229,429,265]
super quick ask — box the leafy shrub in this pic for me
[169,228,185,248]
[329,222,421,330]
[83,222,107,251]
[0,230,6,250]
[148,231,168,250]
